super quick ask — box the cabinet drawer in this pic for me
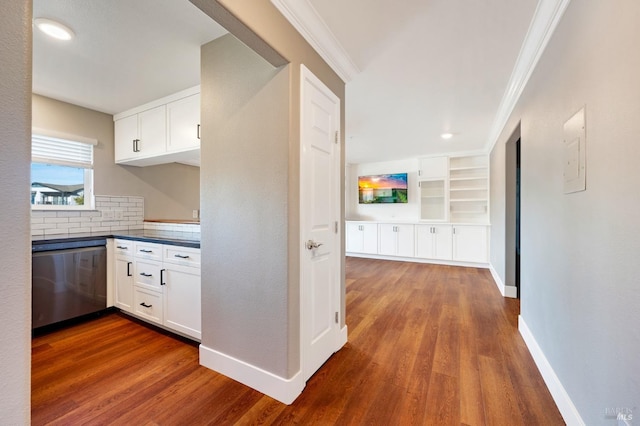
[135,259,163,290]
[133,287,163,325]
[134,241,163,261]
[163,245,200,267]
[114,239,134,257]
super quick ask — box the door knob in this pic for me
[306,240,323,250]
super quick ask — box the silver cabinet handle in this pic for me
[174,254,190,259]
[306,240,323,250]
[139,249,153,253]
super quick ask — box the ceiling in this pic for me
[273,0,545,163]
[306,0,539,163]
[32,0,226,115]
[33,0,545,164]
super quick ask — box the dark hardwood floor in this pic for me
[32,257,564,425]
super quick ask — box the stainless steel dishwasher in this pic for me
[32,238,107,329]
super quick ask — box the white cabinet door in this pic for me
[167,93,200,152]
[346,222,378,254]
[114,256,134,312]
[114,114,138,162]
[396,224,415,257]
[361,223,378,254]
[137,105,166,158]
[419,156,448,179]
[378,224,396,256]
[416,224,452,260]
[433,225,453,260]
[114,105,166,162]
[379,224,415,257]
[346,222,364,253]
[163,263,201,339]
[453,225,488,263]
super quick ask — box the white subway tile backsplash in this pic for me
[32,211,58,218]
[44,228,67,236]
[56,211,81,218]
[31,195,145,238]
[68,227,91,234]
[44,217,69,224]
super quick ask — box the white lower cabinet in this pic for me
[114,239,134,312]
[346,222,378,254]
[345,221,489,266]
[378,224,415,257]
[416,224,452,260]
[163,263,201,339]
[134,287,163,324]
[452,225,488,263]
[113,239,201,340]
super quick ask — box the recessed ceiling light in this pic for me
[34,18,75,41]
[441,133,453,140]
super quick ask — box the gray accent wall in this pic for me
[0,0,31,422]
[200,35,293,376]
[490,0,640,422]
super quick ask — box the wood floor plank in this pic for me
[32,257,564,425]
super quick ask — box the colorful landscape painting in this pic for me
[358,173,408,204]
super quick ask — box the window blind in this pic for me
[32,135,93,168]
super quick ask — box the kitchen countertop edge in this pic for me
[32,230,200,249]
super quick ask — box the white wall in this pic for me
[346,159,419,221]
[0,0,31,422]
[490,0,640,423]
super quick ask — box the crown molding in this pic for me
[271,0,360,82]
[485,0,572,153]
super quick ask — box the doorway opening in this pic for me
[505,124,521,298]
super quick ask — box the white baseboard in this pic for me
[199,344,304,405]
[518,316,585,426]
[339,324,348,348]
[346,252,489,269]
[489,263,518,298]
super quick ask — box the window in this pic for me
[31,130,96,209]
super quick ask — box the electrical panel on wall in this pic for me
[563,106,586,194]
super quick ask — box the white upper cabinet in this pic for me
[167,93,201,153]
[114,105,167,163]
[114,86,200,167]
[418,156,448,179]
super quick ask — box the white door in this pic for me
[300,65,343,381]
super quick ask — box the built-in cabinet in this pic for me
[114,86,200,167]
[113,238,201,340]
[448,155,489,224]
[346,222,488,265]
[417,154,489,224]
[415,224,452,260]
[347,154,490,266]
[452,225,488,263]
[378,224,415,257]
[114,239,134,312]
[345,222,378,254]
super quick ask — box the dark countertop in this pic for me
[32,230,200,250]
